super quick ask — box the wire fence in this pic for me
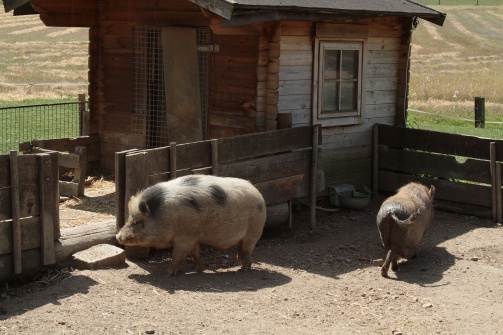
[0,97,85,154]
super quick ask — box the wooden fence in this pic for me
[373,124,503,220]
[20,135,100,197]
[116,125,324,239]
[0,151,59,281]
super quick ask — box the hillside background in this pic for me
[1,3,502,135]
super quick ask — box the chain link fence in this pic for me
[0,95,86,154]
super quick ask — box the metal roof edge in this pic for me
[187,0,235,20]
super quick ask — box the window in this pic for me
[314,40,364,126]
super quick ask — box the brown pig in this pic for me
[376,182,435,277]
[116,174,267,275]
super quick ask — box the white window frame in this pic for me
[313,38,365,127]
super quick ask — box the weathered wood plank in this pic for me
[115,149,138,230]
[377,124,502,160]
[217,125,320,163]
[0,249,42,282]
[0,217,40,256]
[10,151,21,274]
[39,154,55,265]
[60,181,79,198]
[378,171,492,208]
[378,146,492,184]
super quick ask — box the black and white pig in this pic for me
[376,182,435,277]
[116,174,267,275]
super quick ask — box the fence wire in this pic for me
[0,101,83,154]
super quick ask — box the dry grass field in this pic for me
[409,5,503,127]
[0,9,88,101]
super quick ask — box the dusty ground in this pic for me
[1,185,503,335]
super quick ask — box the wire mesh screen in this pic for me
[0,102,82,154]
[131,27,210,150]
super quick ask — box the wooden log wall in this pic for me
[374,124,503,219]
[278,17,410,190]
[0,152,58,282]
[208,33,260,138]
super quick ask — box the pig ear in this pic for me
[139,200,149,215]
[429,185,436,199]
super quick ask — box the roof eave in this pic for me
[221,8,446,28]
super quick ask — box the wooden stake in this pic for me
[39,153,55,265]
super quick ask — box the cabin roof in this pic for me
[191,0,446,26]
[3,0,446,26]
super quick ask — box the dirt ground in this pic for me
[1,183,503,335]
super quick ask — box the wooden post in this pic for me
[211,139,218,176]
[475,97,485,128]
[48,151,60,239]
[78,93,87,136]
[74,146,87,196]
[373,124,379,198]
[310,125,319,230]
[170,142,177,180]
[10,151,22,274]
[497,162,502,223]
[39,153,55,265]
[124,151,149,259]
[115,149,138,230]
[490,142,497,222]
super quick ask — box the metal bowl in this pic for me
[338,191,370,210]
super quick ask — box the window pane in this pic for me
[341,50,358,80]
[322,81,338,112]
[340,81,357,110]
[323,50,339,80]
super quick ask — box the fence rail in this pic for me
[0,94,86,154]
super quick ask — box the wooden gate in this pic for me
[115,125,324,236]
[0,151,59,281]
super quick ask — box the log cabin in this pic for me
[3,0,445,191]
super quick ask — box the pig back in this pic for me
[376,183,434,258]
[155,175,266,248]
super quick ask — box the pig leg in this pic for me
[381,244,398,277]
[190,243,201,272]
[167,241,197,276]
[237,238,257,271]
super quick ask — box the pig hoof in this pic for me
[167,268,178,276]
[381,268,389,277]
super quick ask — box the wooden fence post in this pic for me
[75,146,87,196]
[211,139,218,176]
[124,151,149,259]
[490,142,497,222]
[373,124,379,198]
[115,149,138,230]
[497,162,502,223]
[310,125,319,230]
[78,93,88,136]
[170,142,177,180]
[9,151,22,274]
[39,153,55,265]
[475,97,485,128]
